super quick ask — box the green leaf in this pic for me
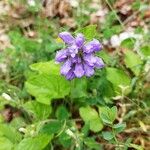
[0,137,13,150]
[103,25,122,39]
[16,134,52,150]
[89,70,115,101]
[111,106,117,121]
[132,0,141,10]
[99,106,117,125]
[39,121,62,135]
[80,106,98,122]
[124,50,143,76]
[140,46,150,57]
[113,123,126,133]
[48,40,63,52]
[56,105,69,120]
[79,106,103,132]
[90,118,103,132]
[121,38,136,49]
[100,79,115,99]
[10,117,26,129]
[25,61,70,105]
[102,131,114,141]
[76,25,97,40]
[30,61,60,75]
[97,50,111,64]
[24,101,52,121]
[71,78,87,99]
[84,137,102,150]
[81,123,90,137]
[106,67,131,95]
[58,132,72,148]
[0,124,22,143]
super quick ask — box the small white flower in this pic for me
[37,39,42,43]
[69,0,79,8]
[66,129,76,139]
[19,127,27,133]
[119,32,131,41]
[103,39,109,45]
[110,31,143,48]
[2,93,12,101]
[28,0,36,7]
[110,35,120,47]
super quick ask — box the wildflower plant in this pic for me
[55,32,104,80]
[1,18,147,150]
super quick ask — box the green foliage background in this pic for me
[0,0,150,150]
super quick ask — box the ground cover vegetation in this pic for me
[0,0,150,150]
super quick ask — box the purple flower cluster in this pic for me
[55,32,104,80]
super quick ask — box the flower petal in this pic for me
[94,57,105,68]
[60,59,72,75]
[75,33,85,47]
[59,32,74,45]
[71,55,81,63]
[83,63,94,77]
[83,54,97,66]
[55,49,68,63]
[83,39,102,53]
[74,63,84,78]
[66,69,75,80]
[68,45,78,58]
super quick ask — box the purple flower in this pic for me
[55,49,68,63]
[60,59,72,75]
[83,39,101,53]
[55,32,104,80]
[74,63,84,78]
